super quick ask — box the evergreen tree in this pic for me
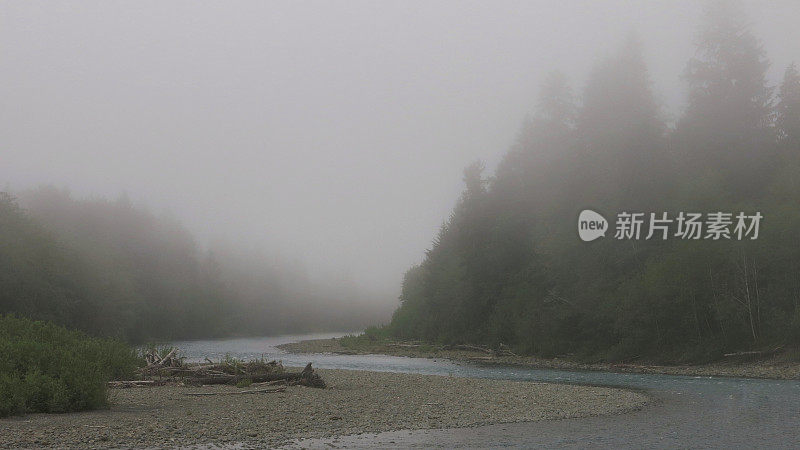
[679,0,776,196]
[683,1,772,135]
[535,71,576,136]
[577,33,665,208]
[386,4,800,362]
[777,63,800,148]
[493,71,576,215]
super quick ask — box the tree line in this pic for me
[387,2,800,363]
[0,187,387,342]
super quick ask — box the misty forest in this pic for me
[1,2,800,365]
[387,3,800,362]
[0,187,387,342]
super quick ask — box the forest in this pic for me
[0,187,388,342]
[387,3,800,363]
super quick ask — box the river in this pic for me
[171,333,800,448]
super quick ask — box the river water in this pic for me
[171,333,800,448]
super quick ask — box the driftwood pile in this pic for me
[112,349,326,390]
[154,361,326,389]
[143,347,182,368]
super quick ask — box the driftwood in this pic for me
[723,346,782,358]
[143,347,182,369]
[141,354,282,376]
[130,350,327,390]
[161,348,178,363]
[386,343,422,349]
[441,343,517,356]
[184,386,287,396]
[108,380,165,388]
[724,351,765,357]
[127,346,327,389]
[190,363,325,388]
[466,356,494,362]
[251,379,289,387]
[497,343,517,357]
[447,344,494,354]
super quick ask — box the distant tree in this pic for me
[535,71,576,135]
[461,160,487,200]
[389,264,427,338]
[678,0,776,197]
[683,1,773,135]
[777,63,800,148]
[493,71,577,216]
[0,192,90,331]
[577,33,666,208]
[579,34,662,143]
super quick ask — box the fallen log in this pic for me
[723,346,783,358]
[184,386,287,396]
[251,379,288,387]
[443,344,494,354]
[142,347,183,370]
[723,351,763,357]
[386,343,422,349]
[497,343,517,357]
[158,348,178,365]
[108,380,164,388]
[466,356,494,361]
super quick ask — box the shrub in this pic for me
[0,315,140,417]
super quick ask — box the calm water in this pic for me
[172,334,800,448]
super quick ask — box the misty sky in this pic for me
[2,1,799,302]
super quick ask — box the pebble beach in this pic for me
[0,368,648,449]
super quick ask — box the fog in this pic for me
[2,0,799,305]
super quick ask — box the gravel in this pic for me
[0,368,648,449]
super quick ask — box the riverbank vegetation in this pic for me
[0,315,139,417]
[385,3,800,363]
[0,315,327,418]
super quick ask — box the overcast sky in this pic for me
[2,1,799,302]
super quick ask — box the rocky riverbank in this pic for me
[278,338,800,380]
[0,368,648,449]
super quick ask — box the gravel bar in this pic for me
[0,368,648,449]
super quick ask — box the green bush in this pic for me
[0,315,140,417]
